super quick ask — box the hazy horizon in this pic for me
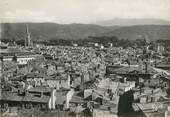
[1,0,170,24]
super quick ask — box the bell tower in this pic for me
[25,24,32,47]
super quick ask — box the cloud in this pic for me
[1,10,57,23]
[93,0,170,20]
[0,0,170,23]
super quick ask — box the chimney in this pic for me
[25,89,28,96]
[143,61,148,74]
[165,106,170,117]
[49,89,56,109]
[124,77,127,83]
[40,91,43,97]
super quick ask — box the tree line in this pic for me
[2,36,170,49]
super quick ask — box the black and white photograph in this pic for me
[0,0,170,117]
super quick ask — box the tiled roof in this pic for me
[55,91,67,105]
[74,106,85,114]
[0,91,50,103]
[45,73,68,80]
[0,91,23,101]
[70,93,85,104]
[28,87,52,93]
[26,72,45,78]
[112,66,138,74]
[22,94,50,103]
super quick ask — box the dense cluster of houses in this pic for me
[0,42,170,117]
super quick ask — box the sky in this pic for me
[0,0,170,23]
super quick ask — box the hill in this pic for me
[93,18,170,26]
[1,23,118,41]
[103,25,170,41]
[1,23,170,42]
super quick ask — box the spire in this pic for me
[25,24,32,47]
[0,23,1,44]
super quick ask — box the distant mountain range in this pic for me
[93,18,170,26]
[102,25,170,40]
[1,23,118,40]
[1,21,170,42]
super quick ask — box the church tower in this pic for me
[25,24,32,47]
